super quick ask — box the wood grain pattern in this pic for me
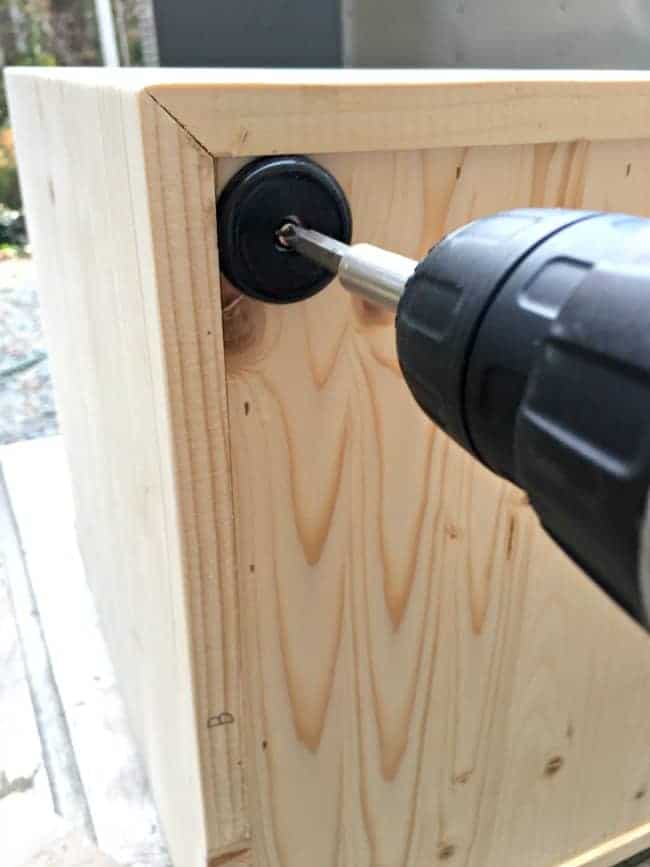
[149,71,650,158]
[6,70,247,867]
[138,93,247,858]
[11,67,650,159]
[219,145,650,867]
[8,68,650,867]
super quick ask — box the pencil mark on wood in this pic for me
[545,755,564,777]
[506,515,516,559]
[445,522,460,540]
[438,842,456,860]
[208,712,235,728]
[453,769,472,785]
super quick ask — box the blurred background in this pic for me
[0,0,156,446]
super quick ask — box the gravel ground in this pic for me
[0,256,58,445]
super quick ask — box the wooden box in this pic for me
[7,68,650,867]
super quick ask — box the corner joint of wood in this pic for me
[145,90,215,158]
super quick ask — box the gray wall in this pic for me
[152,0,341,67]
[152,0,650,70]
[342,0,650,68]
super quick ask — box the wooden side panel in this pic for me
[138,97,248,859]
[7,73,247,866]
[146,71,650,158]
[219,144,650,867]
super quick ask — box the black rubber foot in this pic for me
[216,156,352,303]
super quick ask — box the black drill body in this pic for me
[398,209,650,628]
[217,156,650,629]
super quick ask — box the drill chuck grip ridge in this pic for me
[396,209,650,627]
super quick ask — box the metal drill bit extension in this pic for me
[277,222,417,310]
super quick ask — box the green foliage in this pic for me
[129,36,143,66]
[12,49,57,69]
[0,153,20,211]
[0,0,59,214]
[0,0,57,215]
[0,0,146,217]
[0,88,7,132]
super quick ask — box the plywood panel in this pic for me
[147,69,650,157]
[11,67,650,158]
[219,144,650,867]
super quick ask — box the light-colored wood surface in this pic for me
[6,71,246,866]
[11,67,650,157]
[219,145,650,867]
[7,68,650,867]
[561,821,650,867]
[147,71,650,157]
